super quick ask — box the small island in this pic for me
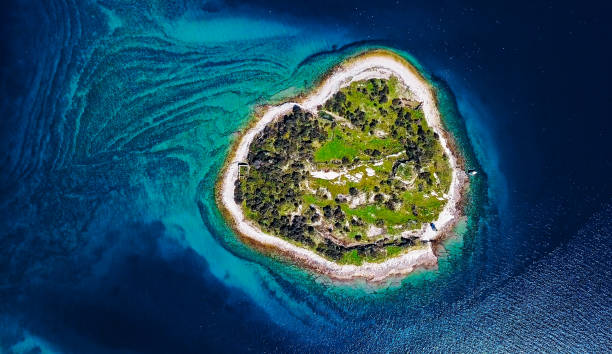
[217,50,467,283]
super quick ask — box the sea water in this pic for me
[0,0,610,352]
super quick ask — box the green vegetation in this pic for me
[342,204,415,226]
[236,77,452,263]
[386,245,403,258]
[314,127,403,162]
[340,250,363,265]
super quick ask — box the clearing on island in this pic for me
[233,75,453,266]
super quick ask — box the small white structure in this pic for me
[237,162,250,179]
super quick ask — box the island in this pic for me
[216,50,467,283]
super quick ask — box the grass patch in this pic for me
[339,249,363,265]
[386,245,403,257]
[314,128,403,162]
[402,191,446,221]
[342,204,415,226]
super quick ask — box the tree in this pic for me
[349,187,358,196]
[234,187,243,203]
[385,200,395,211]
[323,205,332,218]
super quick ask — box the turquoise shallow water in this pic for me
[0,1,610,352]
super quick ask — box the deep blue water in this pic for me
[0,0,610,352]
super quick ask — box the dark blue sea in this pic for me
[0,0,610,352]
